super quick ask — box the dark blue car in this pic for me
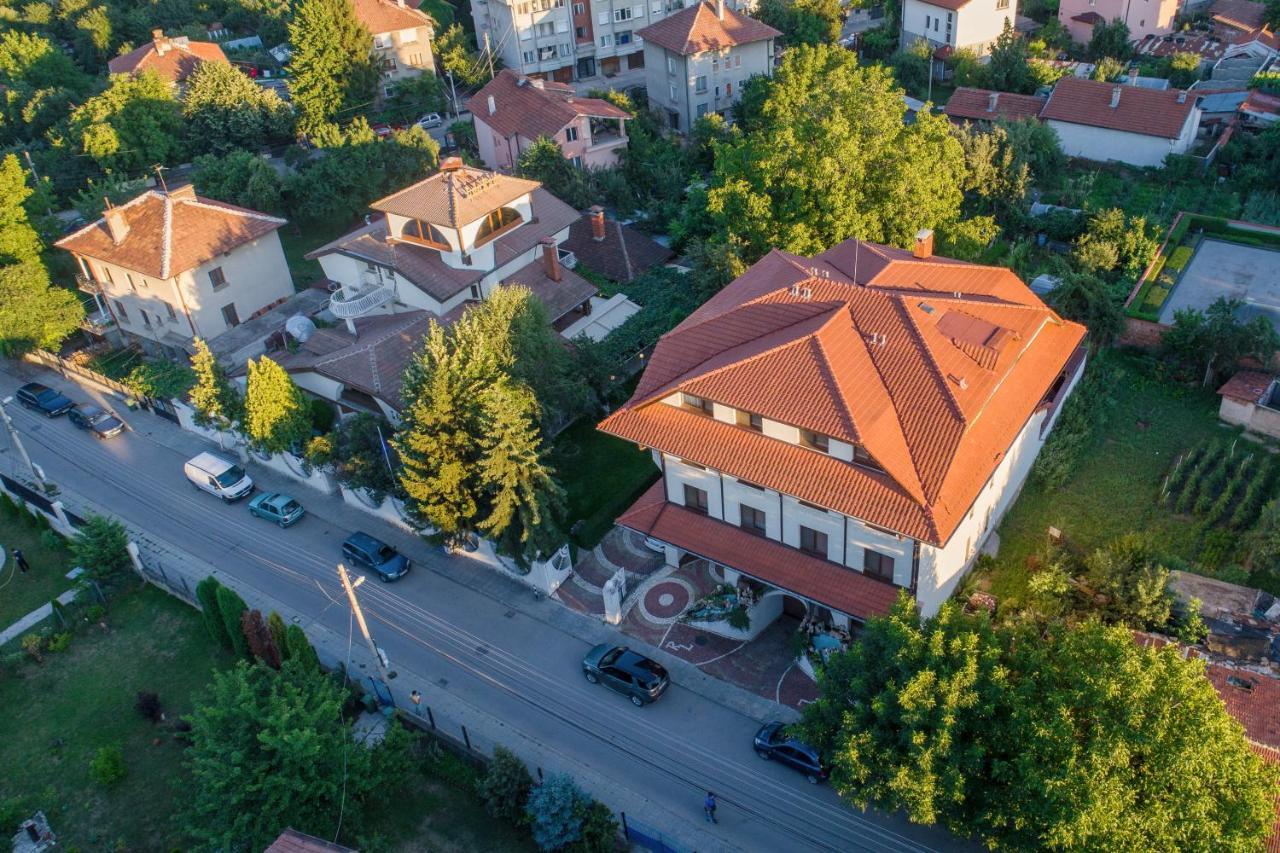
[753,722,829,784]
[15,383,73,417]
[342,531,410,582]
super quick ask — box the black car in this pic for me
[68,404,125,439]
[342,531,410,582]
[15,383,74,417]
[582,644,670,707]
[753,722,828,784]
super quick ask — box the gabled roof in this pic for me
[944,87,1048,122]
[54,186,286,280]
[369,160,541,229]
[473,69,630,141]
[266,829,356,853]
[636,0,781,55]
[1218,369,1274,402]
[562,214,674,283]
[107,34,229,83]
[599,237,1087,545]
[1210,0,1267,32]
[1040,76,1198,139]
[351,0,434,34]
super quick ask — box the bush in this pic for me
[285,624,320,672]
[47,632,71,653]
[135,691,164,723]
[39,529,63,549]
[0,492,17,518]
[1174,440,1224,514]
[573,800,620,853]
[20,633,43,662]
[195,576,233,650]
[1032,354,1116,489]
[1204,453,1257,527]
[69,514,131,579]
[1165,244,1194,273]
[1164,442,1206,505]
[1232,459,1277,529]
[89,745,126,786]
[214,586,250,659]
[526,773,590,851]
[727,606,751,631]
[1085,534,1172,629]
[477,745,534,824]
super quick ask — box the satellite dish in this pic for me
[285,314,316,343]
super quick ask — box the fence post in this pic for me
[125,541,147,580]
[620,812,628,839]
[461,725,471,751]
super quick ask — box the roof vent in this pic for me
[487,94,497,115]
[918,301,935,314]
[789,282,812,300]
[1177,90,1187,104]
[1110,86,1122,108]
[439,156,464,172]
[948,372,969,390]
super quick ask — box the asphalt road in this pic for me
[0,364,967,853]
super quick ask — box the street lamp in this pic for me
[0,396,46,489]
[337,563,396,682]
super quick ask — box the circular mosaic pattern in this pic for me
[637,577,696,624]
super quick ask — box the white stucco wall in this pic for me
[902,0,1013,54]
[1219,397,1254,427]
[1046,109,1199,168]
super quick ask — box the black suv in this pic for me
[753,722,828,784]
[15,383,73,417]
[582,644,670,707]
[342,532,410,582]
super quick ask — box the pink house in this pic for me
[1058,0,1181,45]
[471,69,631,172]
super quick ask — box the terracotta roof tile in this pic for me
[351,0,434,33]
[636,0,780,55]
[599,236,1087,546]
[55,187,285,280]
[617,482,901,619]
[266,829,356,853]
[107,35,228,83]
[473,69,630,142]
[944,87,1048,122]
[1218,370,1274,402]
[370,163,541,229]
[1210,0,1267,32]
[1070,10,1105,23]
[562,215,674,283]
[1041,76,1198,139]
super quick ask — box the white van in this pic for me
[184,452,254,502]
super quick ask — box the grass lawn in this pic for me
[0,584,233,848]
[279,219,355,289]
[417,0,456,28]
[978,354,1244,610]
[550,415,659,549]
[0,514,78,630]
[1063,166,1243,228]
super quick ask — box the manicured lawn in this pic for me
[550,416,659,549]
[0,514,77,629]
[279,219,354,289]
[0,584,233,848]
[978,354,1244,610]
[417,0,456,28]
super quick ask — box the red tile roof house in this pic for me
[943,87,1048,123]
[471,69,631,172]
[351,0,436,99]
[599,230,1088,626]
[107,29,229,90]
[1040,76,1204,167]
[899,0,1018,58]
[1217,369,1280,440]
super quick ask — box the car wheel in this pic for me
[584,671,599,684]
[755,748,771,760]
[630,694,644,707]
[278,519,288,528]
[806,774,820,785]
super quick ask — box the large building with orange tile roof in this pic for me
[599,230,1088,623]
[107,29,229,89]
[350,0,437,98]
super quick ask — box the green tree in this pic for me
[189,337,243,430]
[214,585,250,659]
[435,24,490,88]
[956,123,1030,216]
[195,576,234,650]
[192,150,285,213]
[267,611,290,661]
[476,745,534,823]
[1047,267,1126,344]
[986,21,1036,94]
[517,136,591,208]
[244,356,312,454]
[1266,0,1280,28]
[1089,18,1132,61]
[65,71,184,173]
[1072,207,1158,279]
[69,514,132,579]
[288,0,380,133]
[183,660,402,847]
[889,38,933,98]
[0,153,45,264]
[704,44,965,261]
[381,73,448,124]
[1166,52,1202,89]
[183,60,294,155]
[1084,533,1172,628]
[1090,55,1126,82]
[1162,296,1280,385]
[525,773,591,851]
[755,0,842,45]
[285,623,320,671]
[998,116,1065,185]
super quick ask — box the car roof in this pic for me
[75,404,105,416]
[19,382,52,394]
[188,451,235,473]
[617,650,663,674]
[344,531,385,550]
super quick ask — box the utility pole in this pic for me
[483,32,496,81]
[446,69,460,120]
[0,397,46,490]
[337,563,395,682]
[22,150,39,183]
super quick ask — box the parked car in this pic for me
[248,491,305,527]
[67,404,125,439]
[371,122,395,138]
[582,644,669,707]
[184,451,254,502]
[753,722,828,784]
[416,112,442,129]
[14,382,74,417]
[342,531,410,582]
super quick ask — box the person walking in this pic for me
[12,548,29,574]
[703,791,717,824]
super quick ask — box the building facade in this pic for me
[600,233,1087,624]
[1041,77,1202,167]
[351,0,437,97]
[900,0,1015,56]
[1058,0,1180,45]
[636,0,779,132]
[472,69,631,170]
[55,186,294,362]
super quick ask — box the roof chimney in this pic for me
[487,94,497,115]
[987,92,998,112]
[153,29,171,54]
[589,205,606,241]
[103,205,130,246]
[530,78,545,89]
[1177,89,1187,104]
[716,0,725,19]
[439,156,464,172]
[1110,86,1121,108]
[913,228,933,259]
[541,237,561,282]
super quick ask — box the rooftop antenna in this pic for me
[853,236,861,284]
[152,164,169,194]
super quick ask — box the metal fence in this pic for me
[0,473,54,515]
[623,814,691,853]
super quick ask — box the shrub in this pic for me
[89,745,126,786]
[39,529,62,549]
[69,514,132,579]
[0,491,17,518]
[1164,443,1205,504]
[241,608,281,668]
[20,633,43,662]
[1085,534,1172,629]
[1192,459,1232,516]
[477,745,534,823]
[267,612,289,661]
[195,576,233,650]
[86,604,105,622]
[428,746,481,790]
[1032,354,1117,489]
[47,632,71,653]
[285,624,320,672]
[1175,440,1224,514]
[1204,453,1256,527]
[526,774,589,852]
[574,800,620,853]
[1165,244,1194,273]
[727,606,751,631]
[214,586,250,659]
[1175,597,1208,644]
[1232,459,1277,530]
[135,691,163,723]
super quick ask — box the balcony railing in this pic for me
[76,273,106,294]
[81,309,116,334]
[329,283,394,319]
[558,247,578,270]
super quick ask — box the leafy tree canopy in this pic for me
[288,0,380,133]
[986,20,1037,94]
[188,337,243,430]
[65,70,184,173]
[1162,296,1280,385]
[192,150,286,213]
[244,356,313,453]
[1089,18,1133,61]
[183,60,295,155]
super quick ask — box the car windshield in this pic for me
[36,389,62,403]
[599,648,623,667]
[214,466,246,488]
[375,545,397,563]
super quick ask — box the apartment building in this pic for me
[599,232,1087,624]
[351,0,437,97]
[636,0,779,132]
[900,0,1016,56]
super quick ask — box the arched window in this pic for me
[474,206,523,245]
[402,219,451,250]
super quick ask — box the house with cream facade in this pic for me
[900,0,1015,56]
[55,186,295,363]
[1041,76,1202,167]
[1057,0,1180,45]
[636,0,779,133]
[600,232,1087,626]
[351,0,437,97]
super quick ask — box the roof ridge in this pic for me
[807,326,861,441]
[180,196,288,225]
[893,296,967,425]
[161,193,174,279]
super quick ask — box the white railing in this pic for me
[328,283,394,318]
